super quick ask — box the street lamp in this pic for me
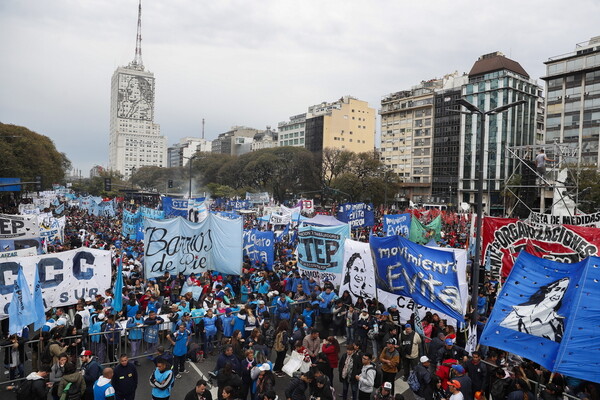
[185,155,198,199]
[455,97,526,324]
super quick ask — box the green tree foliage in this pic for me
[0,123,71,189]
[71,169,127,197]
[569,166,600,214]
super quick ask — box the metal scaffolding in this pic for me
[503,142,579,218]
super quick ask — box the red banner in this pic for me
[482,217,600,277]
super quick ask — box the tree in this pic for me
[0,123,71,189]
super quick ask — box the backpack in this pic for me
[407,369,421,393]
[274,331,285,352]
[367,366,383,389]
[40,341,55,365]
[15,379,33,400]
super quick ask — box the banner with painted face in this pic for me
[297,224,350,286]
[162,197,205,218]
[383,213,411,237]
[0,247,111,319]
[482,217,600,278]
[370,235,464,322]
[243,229,274,269]
[336,203,375,228]
[341,239,466,324]
[38,215,65,243]
[481,252,600,381]
[0,214,41,253]
[144,214,242,279]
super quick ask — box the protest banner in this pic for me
[529,211,600,228]
[299,199,314,214]
[370,234,464,322]
[0,214,41,252]
[481,251,600,382]
[341,239,466,324]
[482,217,600,277]
[226,200,251,211]
[246,192,270,204]
[296,223,350,286]
[162,197,205,218]
[144,214,242,279]
[269,213,291,225]
[122,209,142,240]
[187,199,209,223]
[0,247,38,259]
[18,204,39,215]
[383,213,411,237]
[0,247,111,319]
[39,215,65,243]
[336,203,375,228]
[243,229,274,269]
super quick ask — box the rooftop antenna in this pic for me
[132,0,144,69]
[202,118,205,139]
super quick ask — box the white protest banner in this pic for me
[529,211,600,228]
[0,214,39,240]
[0,247,38,260]
[269,213,291,225]
[18,204,40,215]
[0,247,111,319]
[39,215,65,243]
[246,192,270,204]
[144,215,242,279]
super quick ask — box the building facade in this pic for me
[251,126,278,151]
[304,96,376,154]
[167,137,212,168]
[542,36,600,166]
[380,80,443,203]
[458,52,542,212]
[278,114,306,147]
[211,126,258,156]
[108,3,166,177]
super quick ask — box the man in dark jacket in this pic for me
[452,364,473,400]
[8,365,51,400]
[112,354,138,400]
[185,379,213,400]
[428,333,446,364]
[80,350,102,400]
[285,371,314,400]
[339,344,362,400]
[464,352,487,394]
[436,339,468,366]
[414,356,432,400]
[215,345,241,373]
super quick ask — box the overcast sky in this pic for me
[1,0,599,175]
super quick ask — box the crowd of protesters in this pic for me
[0,197,597,400]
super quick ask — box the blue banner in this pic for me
[144,215,242,279]
[336,203,375,228]
[370,235,463,322]
[297,224,350,275]
[243,229,274,269]
[215,211,241,220]
[227,200,251,210]
[162,197,204,218]
[140,206,165,220]
[122,210,142,240]
[481,251,600,381]
[383,213,411,237]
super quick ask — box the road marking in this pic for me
[187,360,219,398]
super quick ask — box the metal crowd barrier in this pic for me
[0,299,311,386]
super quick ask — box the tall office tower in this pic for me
[108,0,167,177]
[543,37,600,166]
[458,52,541,213]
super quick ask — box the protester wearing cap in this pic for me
[436,338,469,367]
[388,304,401,326]
[80,350,102,400]
[373,382,394,400]
[448,380,464,400]
[400,323,423,381]
[379,339,400,395]
[451,364,473,400]
[413,356,433,400]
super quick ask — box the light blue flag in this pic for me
[8,267,36,335]
[113,259,124,313]
[33,265,46,330]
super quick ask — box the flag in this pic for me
[112,259,124,313]
[276,224,290,243]
[465,324,478,355]
[8,267,36,335]
[288,228,298,247]
[33,265,45,330]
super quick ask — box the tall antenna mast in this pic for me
[202,118,205,139]
[132,0,144,69]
